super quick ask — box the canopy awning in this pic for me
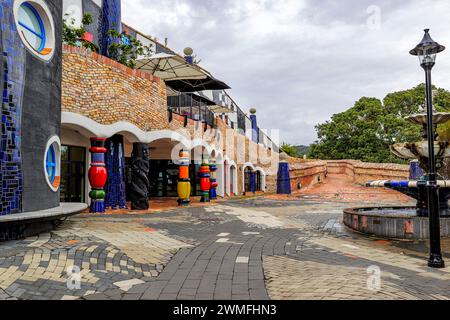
[166,77,231,92]
[135,53,206,80]
[168,93,217,108]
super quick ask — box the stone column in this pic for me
[89,138,108,213]
[210,159,218,200]
[130,143,150,210]
[277,152,292,195]
[177,150,191,206]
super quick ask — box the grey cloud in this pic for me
[122,0,450,145]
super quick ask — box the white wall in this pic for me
[63,0,83,27]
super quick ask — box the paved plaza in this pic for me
[0,175,449,300]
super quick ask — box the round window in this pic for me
[44,136,61,192]
[14,0,55,61]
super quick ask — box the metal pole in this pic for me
[424,65,445,268]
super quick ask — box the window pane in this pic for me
[18,4,44,51]
[19,27,42,50]
[18,5,42,34]
[71,147,85,162]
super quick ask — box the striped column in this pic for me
[210,159,218,200]
[177,150,191,206]
[199,155,211,203]
[89,138,108,213]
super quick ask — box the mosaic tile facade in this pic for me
[1,1,25,215]
[99,0,122,57]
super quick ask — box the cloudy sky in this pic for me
[121,0,450,145]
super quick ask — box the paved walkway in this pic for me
[0,175,449,300]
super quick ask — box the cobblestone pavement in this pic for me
[1,186,450,300]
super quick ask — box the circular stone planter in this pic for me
[343,207,450,240]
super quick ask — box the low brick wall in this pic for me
[287,158,327,191]
[326,160,410,184]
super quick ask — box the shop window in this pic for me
[14,0,55,61]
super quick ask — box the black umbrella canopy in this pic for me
[166,76,231,92]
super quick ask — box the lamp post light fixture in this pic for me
[410,29,446,269]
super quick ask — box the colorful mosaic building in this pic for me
[1,0,280,222]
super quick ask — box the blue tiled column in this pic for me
[105,135,127,210]
[1,1,26,215]
[99,0,122,58]
[277,153,291,195]
[250,110,259,144]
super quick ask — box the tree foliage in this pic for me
[280,143,300,158]
[308,85,450,163]
[107,30,153,69]
[63,13,98,52]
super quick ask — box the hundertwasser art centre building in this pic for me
[0,0,295,239]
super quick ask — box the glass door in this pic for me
[60,146,86,203]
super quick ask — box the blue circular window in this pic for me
[14,0,55,60]
[44,136,61,192]
[18,2,46,53]
[46,144,56,184]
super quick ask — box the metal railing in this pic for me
[167,94,216,127]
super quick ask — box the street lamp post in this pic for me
[410,29,446,269]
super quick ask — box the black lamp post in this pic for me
[410,29,446,269]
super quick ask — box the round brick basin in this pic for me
[343,207,450,240]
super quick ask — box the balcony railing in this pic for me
[167,93,216,128]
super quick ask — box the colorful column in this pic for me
[277,152,292,195]
[210,159,218,200]
[177,150,191,206]
[89,138,108,213]
[198,155,211,203]
[105,135,127,210]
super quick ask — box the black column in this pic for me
[130,143,150,210]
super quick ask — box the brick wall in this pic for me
[62,45,168,131]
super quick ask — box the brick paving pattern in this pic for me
[1,177,449,300]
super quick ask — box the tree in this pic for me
[280,143,300,158]
[308,85,450,163]
[63,13,98,52]
[107,30,153,69]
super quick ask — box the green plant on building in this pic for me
[107,29,153,69]
[63,13,98,52]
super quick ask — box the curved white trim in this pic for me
[62,112,192,146]
[242,162,256,171]
[43,135,61,192]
